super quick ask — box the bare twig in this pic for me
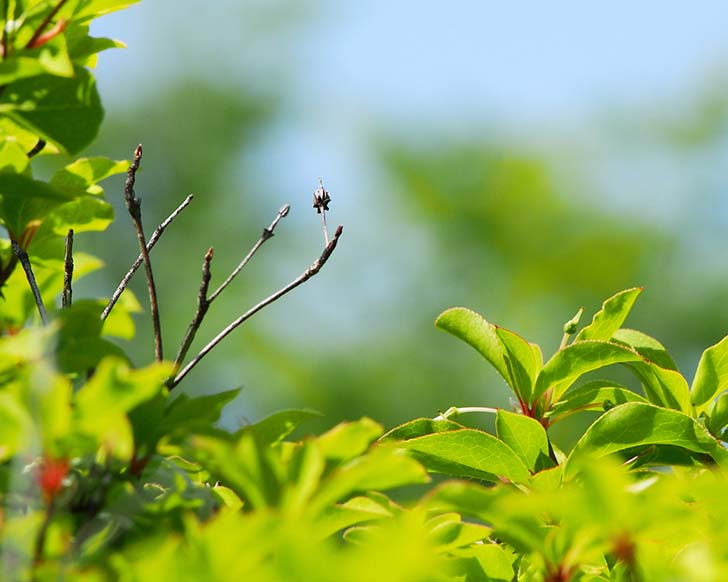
[124,144,163,361]
[27,139,46,158]
[170,224,343,388]
[173,247,214,369]
[25,0,67,49]
[32,499,55,568]
[62,229,73,308]
[207,204,290,303]
[101,194,193,321]
[12,240,48,325]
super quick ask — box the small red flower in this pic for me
[36,457,69,502]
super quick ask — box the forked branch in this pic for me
[101,193,193,321]
[169,223,343,388]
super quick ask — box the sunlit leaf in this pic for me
[565,402,728,477]
[576,287,642,342]
[691,335,728,410]
[397,429,530,483]
[495,409,552,472]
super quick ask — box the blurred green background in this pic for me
[75,2,728,446]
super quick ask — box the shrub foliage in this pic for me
[2,3,728,581]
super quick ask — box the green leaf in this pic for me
[0,138,30,174]
[705,392,728,437]
[0,391,33,461]
[74,358,172,459]
[565,402,728,478]
[45,196,114,235]
[0,36,73,85]
[612,328,678,370]
[533,341,642,404]
[575,287,642,342]
[436,307,538,401]
[495,410,552,472]
[240,409,322,446]
[317,418,383,461]
[211,485,243,511]
[56,300,127,374]
[379,417,463,442]
[454,544,516,582]
[625,361,691,412]
[309,446,428,515]
[159,389,241,438]
[397,429,531,483]
[50,157,128,197]
[547,380,647,418]
[74,0,142,22]
[691,335,728,410]
[0,173,72,236]
[3,66,103,154]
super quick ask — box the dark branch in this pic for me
[12,240,48,325]
[169,224,343,388]
[101,194,193,321]
[27,139,46,158]
[123,144,163,361]
[172,247,214,372]
[62,229,73,309]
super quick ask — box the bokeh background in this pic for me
[77,2,728,446]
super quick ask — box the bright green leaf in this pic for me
[317,417,383,461]
[50,156,128,197]
[547,380,647,418]
[0,173,72,235]
[576,287,642,342]
[495,410,552,472]
[3,66,103,154]
[565,402,728,478]
[626,361,691,412]
[612,328,678,370]
[397,429,531,483]
[691,335,728,410]
[436,307,537,401]
[533,341,642,404]
[240,409,322,446]
[379,418,463,442]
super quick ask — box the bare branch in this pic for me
[27,139,46,158]
[207,204,290,303]
[173,247,214,370]
[101,193,193,321]
[170,224,343,388]
[124,144,163,361]
[62,229,73,309]
[12,240,48,325]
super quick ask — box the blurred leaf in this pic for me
[576,288,642,342]
[0,36,73,85]
[56,300,127,374]
[566,402,728,477]
[241,409,322,446]
[691,335,728,410]
[317,417,383,461]
[0,138,30,174]
[159,388,240,439]
[74,0,142,22]
[309,446,429,515]
[397,429,530,483]
[705,392,728,438]
[0,173,72,236]
[495,409,552,472]
[3,66,103,154]
[534,341,642,404]
[50,156,128,197]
